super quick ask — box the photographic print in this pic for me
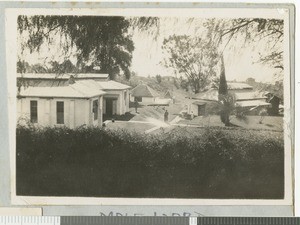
[7,6,293,205]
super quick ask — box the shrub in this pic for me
[16,125,284,198]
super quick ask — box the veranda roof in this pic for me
[97,80,131,90]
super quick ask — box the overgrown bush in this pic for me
[16,125,284,199]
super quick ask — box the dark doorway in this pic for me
[134,96,142,102]
[198,104,206,116]
[106,99,113,116]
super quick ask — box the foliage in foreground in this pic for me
[16,125,284,199]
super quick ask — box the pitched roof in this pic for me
[191,89,266,102]
[192,89,219,102]
[97,80,131,90]
[235,100,271,108]
[227,82,253,90]
[19,80,106,98]
[17,73,109,80]
[235,92,267,101]
[130,84,159,97]
[164,90,173,98]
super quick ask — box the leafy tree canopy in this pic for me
[135,17,284,81]
[17,15,134,79]
[200,18,284,78]
[162,35,219,94]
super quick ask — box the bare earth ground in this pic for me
[130,103,184,122]
[178,115,283,131]
[105,102,185,133]
[106,101,283,133]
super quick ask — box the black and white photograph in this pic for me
[7,7,292,204]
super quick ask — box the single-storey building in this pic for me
[189,101,207,116]
[17,80,106,128]
[17,73,109,88]
[130,84,160,104]
[17,73,131,128]
[188,82,271,116]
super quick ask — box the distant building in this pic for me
[189,82,271,116]
[130,84,160,104]
[164,90,173,99]
[17,73,131,128]
[190,101,207,116]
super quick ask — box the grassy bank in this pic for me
[16,125,284,199]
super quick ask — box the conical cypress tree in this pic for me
[218,55,230,126]
[218,55,228,96]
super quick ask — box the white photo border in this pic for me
[6,5,294,206]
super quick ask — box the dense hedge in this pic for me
[16,125,284,199]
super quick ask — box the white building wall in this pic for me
[190,104,198,116]
[129,95,156,104]
[103,89,129,115]
[74,99,89,127]
[17,97,103,128]
[123,90,129,113]
[143,97,156,103]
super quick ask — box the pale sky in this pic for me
[130,18,281,83]
[19,17,282,84]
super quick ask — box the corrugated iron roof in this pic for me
[235,100,271,108]
[130,84,159,97]
[19,80,106,98]
[192,89,266,102]
[192,89,219,102]
[97,80,131,90]
[235,92,267,101]
[17,73,109,80]
[227,82,253,90]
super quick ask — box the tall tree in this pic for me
[17,15,134,79]
[218,56,228,96]
[218,55,232,126]
[161,35,219,94]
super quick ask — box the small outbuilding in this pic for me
[189,82,272,116]
[130,84,159,104]
[190,101,207,116]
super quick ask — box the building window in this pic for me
[134,97,142,102]
[56,101,64,124]
[92,99,98,120]
[30,100,38,123]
